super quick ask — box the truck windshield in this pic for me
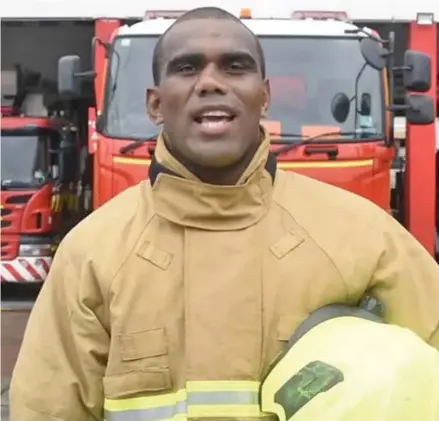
[104,35,384,141]
[0,133,48,188]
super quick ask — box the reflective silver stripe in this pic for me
[105,400,187,421]
[105,390,260,421]
[190,390,259,405]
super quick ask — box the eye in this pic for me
[228,62,245,70]
[224,61,250,74]
[176,63,197,74]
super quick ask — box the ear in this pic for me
[260,79,271,119]
[146,88,163,125]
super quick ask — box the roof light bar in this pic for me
[144,10,187,20]
[291,10,349,21]
[416,12,434,25]
[240,8,252,19]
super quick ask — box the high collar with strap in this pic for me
[148,127,277,231]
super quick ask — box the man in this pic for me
[10,6,439,421]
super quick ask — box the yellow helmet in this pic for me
[260,303,439,421]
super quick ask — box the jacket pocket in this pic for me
[105,327,172,395]
[119,327,168,361]
[103,368,173,399]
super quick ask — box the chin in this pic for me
[193,155,240,170]
[185,143,243,168]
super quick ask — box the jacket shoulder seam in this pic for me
[106,206,155,305]
[273,173,353,301]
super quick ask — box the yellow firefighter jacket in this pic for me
[9,128,439,421]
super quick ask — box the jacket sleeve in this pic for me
[9,240,110,421]
[364,211,439,350]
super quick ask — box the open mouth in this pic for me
[194,111,236,124]
[194,110,236,135]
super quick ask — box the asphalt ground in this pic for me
[1,282,40,419]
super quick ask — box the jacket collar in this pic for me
[148,127,277,231]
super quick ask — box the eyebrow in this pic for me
[165,50,258,73]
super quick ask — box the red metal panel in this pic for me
[94,19,121,112]
[93,19,121,210]
[405,21,437,255]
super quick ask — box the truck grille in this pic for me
[1,193,32,228]
[5,194,32,205]
[1,194,34,260]
[1,242,7,258]
[0,207,12,228]
[1,239,18,260]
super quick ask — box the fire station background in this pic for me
[0,17,438,417]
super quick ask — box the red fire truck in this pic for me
[0,66,83,282]
[2,2,437,287]
[56,7,438,260]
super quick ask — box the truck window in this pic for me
[0,133,48,188]
[103,35,384,142]
[260,36,384,138]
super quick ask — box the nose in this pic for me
[194,63,228,97]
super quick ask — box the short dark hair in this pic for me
[151,7,266,85]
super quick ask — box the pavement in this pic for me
[1,289,35,421]
[1,308,31,421]
[1,377,10,421]
[1,308,31,375]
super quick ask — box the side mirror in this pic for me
[331,93,351,123]
[403,50,431,92]
[360,38,388,71]
[405,93,435,125]
[58,55,82,98]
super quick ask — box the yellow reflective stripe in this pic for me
[279,159,373,169]
[105,402,265,421]
[189,404,265,417]
[112,156,373,169]
[188,380,261,392]
[105,389,187,411]
[113,156,151,166]
[104,381,268,421]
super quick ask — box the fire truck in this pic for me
[55,3,438,260]
[2,0,438,287]
[0,66,85,282]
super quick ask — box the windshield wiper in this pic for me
[119,135,159,154]
[272,131,366,156]
[269,133,304,142]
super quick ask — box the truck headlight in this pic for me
[18,244,53,257]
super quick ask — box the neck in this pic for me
[153,127,271,187]
[168,142,261,186]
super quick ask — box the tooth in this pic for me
[201,120,228,127]
[202,111,230,118]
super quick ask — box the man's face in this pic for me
[147,18,270,169]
